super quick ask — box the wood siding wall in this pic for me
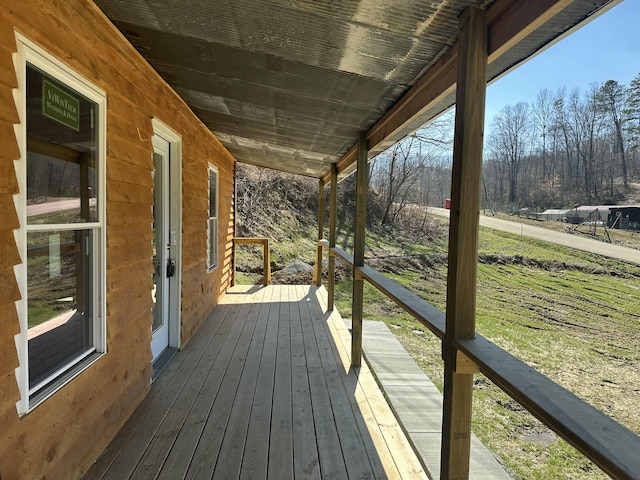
[0,2,235,478]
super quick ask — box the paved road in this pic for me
[27,198,96,217]
[428,207,640,266]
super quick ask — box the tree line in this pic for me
[484,74,640,211]
[369,74,640,222]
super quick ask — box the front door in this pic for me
[151,134,172,361]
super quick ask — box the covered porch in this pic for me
[83,285,426,479]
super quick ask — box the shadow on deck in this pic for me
[83,285,426,479]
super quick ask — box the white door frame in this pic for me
[151,119,182,357]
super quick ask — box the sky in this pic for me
[484,0,640,128]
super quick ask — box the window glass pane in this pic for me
[209,217,218,268]
[27,229,95,391]
[26,65,98,224]
[209,169,217,217]
[208,168,218,269]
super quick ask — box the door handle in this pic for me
[166,258,176,278]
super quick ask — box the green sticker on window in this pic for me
[42,78,80,131]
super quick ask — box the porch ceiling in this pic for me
[94,0,618,180]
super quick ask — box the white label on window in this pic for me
[49,234,61,278]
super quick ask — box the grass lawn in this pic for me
[330,223,639,480]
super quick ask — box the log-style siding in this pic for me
[0,1,235,478]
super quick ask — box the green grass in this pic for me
[327,220,639,480]
[27,305,60,329]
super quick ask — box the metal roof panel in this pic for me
[95,0,620,179]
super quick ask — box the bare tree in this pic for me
[369,114,454,226]
[628,73,640,177]
[483,74,640,211]
[532,89,555,181]
[487,102,532,205]
[598,79,632,188]
[371,135,426,226]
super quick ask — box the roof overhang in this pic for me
[93,0,621,182]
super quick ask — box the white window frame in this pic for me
[13,33,107,415]
[207,164,219,271]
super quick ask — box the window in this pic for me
[208,165,218,271]
[15,36,106,413]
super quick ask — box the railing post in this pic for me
[351,132,368,368]
[314,178,325,286]
[232,238,236,286]
[233,237,270,286]
[232,162,237,286]
[263,238,271,286]
[440,7,487,480]
[327,163,338,310]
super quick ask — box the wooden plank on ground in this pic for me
[240,287,280,480]
[289,286,321,479]
[155,288,260,479]
[314,286,428,480]
[185,287,262,478]
[296,285,349,479]
[268,287,294,480]
[98,307,236,479]
[212,287,273,479]
[301,286,380,480]
[82,302,234,480]
[129,296,245,479]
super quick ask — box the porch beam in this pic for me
[440,7,487,480]
[314,178,325,286]
[351,132,368,367]
[327,163,338,310]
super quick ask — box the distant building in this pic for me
[539,209,569,221]
[564,206,609,224]
[608,206,640,230]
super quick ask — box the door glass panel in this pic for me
[152,152,164,333]
[150,133,172,361]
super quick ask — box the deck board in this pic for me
[213,286,272,479]
[84,302,235,480]
[83,285,427,480]
[154,298,249,479]
[298,286,349,480]
[304,286,386,480]
[268,286,294,480]
[290,286,322,479]
[186,288,263,478]
[239,287,279,480]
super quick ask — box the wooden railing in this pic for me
[232,237,271,286]
[318,239,640,480]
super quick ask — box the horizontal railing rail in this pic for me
[233,237,271,286]
[317,240,640,479]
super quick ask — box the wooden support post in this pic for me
[314,178,325,286]
[328,163,338,310]
[441,7,487,480]
[232,162,237,286]
[233,238,271,286]
[351,132,368,368]
[232,239,237,287]
[263,238,271,286]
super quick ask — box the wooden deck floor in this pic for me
[83,285,426,480]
